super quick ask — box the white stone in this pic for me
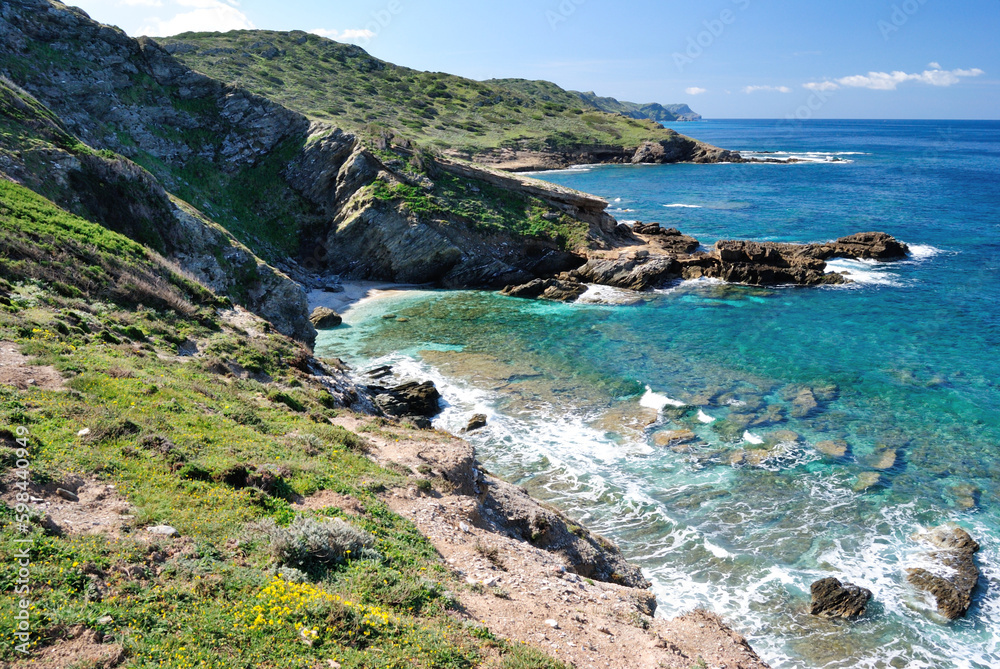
[147,525,178,537]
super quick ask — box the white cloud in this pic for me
[804,66,984,92]
[119,0,163,6]
[928,61,942,69]
[742,85,791,94]
[684,87,707,96]
[310,28,376,44]
[803,81,839,92]
[138,0,254,36]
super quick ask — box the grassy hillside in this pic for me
[0,179,565,668]
[158,31,685,156]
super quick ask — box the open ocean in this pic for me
[317,119,1000,668]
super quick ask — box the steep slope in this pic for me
[0,1,655,295]
[156,31,735,170]
[0,74,316,343]
[574,91,703,122]
[0,0,317,262]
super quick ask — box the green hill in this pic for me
[157,31,707,162]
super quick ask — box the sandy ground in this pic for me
[307,281,428,317]
[0,342,65,391]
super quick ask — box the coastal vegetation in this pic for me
[158,30,694,157]
[0,179,567,668]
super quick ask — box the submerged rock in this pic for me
[810,577,873,618]
[852,471,882,492]
[309,306,342,328]
[905,525,980,620]
[814,439,848,458]
[653,429,697,447]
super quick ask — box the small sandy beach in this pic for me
[307,280,427,316]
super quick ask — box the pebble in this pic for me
[96,615,113,625]
[55,488,79,502]
[77,428,90,437]
[545,618,559,629]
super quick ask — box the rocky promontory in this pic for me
[503,228,910,299]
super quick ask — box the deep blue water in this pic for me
[318,120,1000,668]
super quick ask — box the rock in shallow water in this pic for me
[462,413,488,433]
[810,577,873,618]
[309,306,342,329]
[905,525,980,620]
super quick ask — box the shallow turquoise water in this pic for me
[318,120,1000,668]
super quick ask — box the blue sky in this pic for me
[69,0,999,119]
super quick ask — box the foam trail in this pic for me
[640,386,686,411]
[697,410,716,424]
[908,244,944,260]
[663,203,703,208]
[825,258,904,287]
[743,431,764,445]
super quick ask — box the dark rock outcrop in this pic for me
[816,232,910,261]
[500,278,587,302]
[905,525,980,620]
[480,474,650,589]
[809,577,872,618]
[372,381,442,428]
[309,306,342,329]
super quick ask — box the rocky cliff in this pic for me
[0,0,319,342]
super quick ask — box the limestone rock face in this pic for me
[810,577,872,618]
[906,525,980,620]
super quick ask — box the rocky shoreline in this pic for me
[502,228,911,300]
[326,411,773,668]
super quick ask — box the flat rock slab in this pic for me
[810,577,872,618]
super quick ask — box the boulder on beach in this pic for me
[309,306,342,329]
[905,525,980,620]
[809,577,872,618]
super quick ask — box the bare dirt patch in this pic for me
[0,476,132,538]
[0,341,65,391]
[6,624,123,669]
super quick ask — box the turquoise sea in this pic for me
[317,120,1000,668]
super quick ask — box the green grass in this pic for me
[158,31,691,157]
[0,183,566,667]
